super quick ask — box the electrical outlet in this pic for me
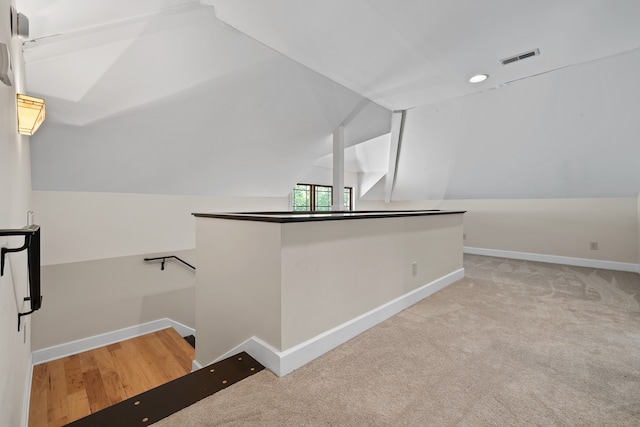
[590,242,598,250]
[463,233,467,240]
[412,262,418,277]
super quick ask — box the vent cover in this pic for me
[501,49,540,65]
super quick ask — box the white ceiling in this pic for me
[21,0,640,111]
[206,0,640,110]
[18,0,640,199]
[24,4,276,125]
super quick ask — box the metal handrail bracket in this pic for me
[144,255,196,271]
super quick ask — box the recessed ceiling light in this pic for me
[469,74,489,83]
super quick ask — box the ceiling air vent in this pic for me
[500,49,540,66]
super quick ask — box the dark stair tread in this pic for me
[183,335,196,349]
[64,352,264,427]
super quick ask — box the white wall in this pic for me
[279,214,463,349]
[195,213,464,366]
[0,2,33,424]
[31,249,196,351]
[441,198,638,265]
[30,191,289,351]
[393,48,640,200]
[359,198,639,267]
[195,218,283,364]
[33,191,288,265]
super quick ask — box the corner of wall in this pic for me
[637,192,640,269]
[1,4,35,425]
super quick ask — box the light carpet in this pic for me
[154,254,640,426]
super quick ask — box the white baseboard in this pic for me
[206,268,465,377]
[464,247,640,273]
[191,359,203,372]
[22,352,33,427]
[31,318,195,365]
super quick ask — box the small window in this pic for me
[344,187,352,211]
[293,184,312,211]
[293,184,353,211]
[314,185,332,211]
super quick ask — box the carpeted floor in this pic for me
[153,254,640,426]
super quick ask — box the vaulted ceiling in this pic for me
[20,0,640,199]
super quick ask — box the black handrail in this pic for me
[0,224,42,331]
[144,255,195,271]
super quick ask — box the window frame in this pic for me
[292,183,353,212]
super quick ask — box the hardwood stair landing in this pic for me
[29,328,195,427]
[65,352,264,426]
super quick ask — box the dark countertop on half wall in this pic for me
[192,210,466,223]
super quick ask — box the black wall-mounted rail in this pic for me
[144,255,195,271]
[0,224,42,331]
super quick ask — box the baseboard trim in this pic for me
[31,318,195,365]
[22,352,33,427]
[191,359,203,372]
[464,247,640,273]
[208,268,465,376]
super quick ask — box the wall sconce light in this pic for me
[17,94,46,136]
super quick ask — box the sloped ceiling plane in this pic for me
[21,0,640,199]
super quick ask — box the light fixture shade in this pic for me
[17,94,46,135]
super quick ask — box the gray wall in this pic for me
[32,250,196,350]
[30,191,290,350]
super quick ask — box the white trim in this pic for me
[206,268,464,376]
[464,247,640,273]
[191,359,203,372]
[31,318,195,365]
[22,352,33,427]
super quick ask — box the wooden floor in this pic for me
[28,328,195,427]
